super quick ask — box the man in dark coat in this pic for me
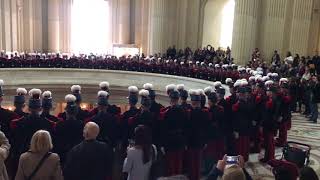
[231,85,252,162]
[13,88,29,118]
[205,92,226,162]
[0,80,16,139]
[186,89,210,180]
[58,85,89,122]
[160,90,187,176]
[55,94,84,164]
[85,91,120,148]
[88,82,121,117]
[276,81,292,146]
[64,122,113,180]
[260,86,279,163]
[177,86,192,111]
[120,86,140,148]
[40,91,60,122]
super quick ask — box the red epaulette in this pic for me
[10,116,24,129]
[57,113,64,119]
[88,108,98,116]
[45,118,57,129]
[232,102,240,112]
[55,117,64,124]
[266,98,273,109]
[283,95,292,104]
[159,107,170,121]
[226,96,231,103]
[255,95,262,104]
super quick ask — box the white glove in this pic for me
[161,147,166,155]
[278,117,283,123]
[234,132,239,139]
[252,121,257,126]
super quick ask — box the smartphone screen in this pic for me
[226,156,239,164]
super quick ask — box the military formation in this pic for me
[0,52,250,83]
[0,65,292,180]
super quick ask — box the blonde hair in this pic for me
[222,165,246,180]
[30,130,53,153]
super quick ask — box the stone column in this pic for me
[289,0,313,56]
[148,0,167,54]
[134,0,150,53]
[231,0,260,65]
[118,0,130,44]
[48,0,59,52]
[258,0,287,61]
[3,0,12,51]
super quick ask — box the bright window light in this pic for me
[71,0,111,54]
[220,0,235,48]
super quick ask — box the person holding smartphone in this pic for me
[206,155,252,180]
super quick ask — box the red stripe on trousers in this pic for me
[263,131,275,161]
[165,149,184,176]
[278,122,288,146]
[186,148,202,180]
[235,136,250,162]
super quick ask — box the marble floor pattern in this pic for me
[245,112,320,180]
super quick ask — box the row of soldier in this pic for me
[0,53,250,82]
[0,73,291,180]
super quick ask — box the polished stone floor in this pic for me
[245,112,320,180]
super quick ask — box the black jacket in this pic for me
[64,140,113,180]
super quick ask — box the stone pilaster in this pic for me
[231,0,260,65]
[289,0,314,56]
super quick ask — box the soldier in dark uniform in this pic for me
[88,82,121,117]
[276,79,292,146]
[177,84,192,110]
[41,91,60,122]
[55,94,84,164]
[0,80,16,139]
[231,83,252,162]
[127,89,154,140]
[250,81,266,153]
[10,89,55,178]
[143,83,164,116]
[13,88,29,118]
[85,91,120,148]
[260,86,279,163]
[121,86,140,148]
[143,83,164,146]
[185,89,210,180]
[205,92,225,162]
[58,85,89,122]
[159,90,187,176]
